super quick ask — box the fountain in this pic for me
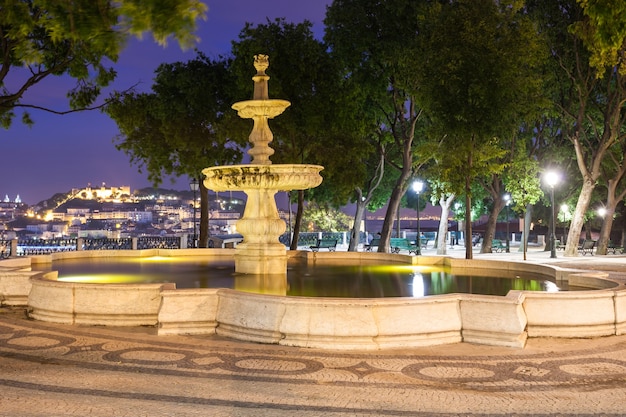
[7,55,626,350]
[202,55,322,275]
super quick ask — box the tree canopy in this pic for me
[0,0,207,128]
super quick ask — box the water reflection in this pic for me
[37,256,563,298]
[411,273,425,297]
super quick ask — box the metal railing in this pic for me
[137,236,181,249]
[82,238,132,250]
[0,235,192,257]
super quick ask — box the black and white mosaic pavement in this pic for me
[1,306,625,416]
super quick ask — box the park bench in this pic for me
[555,239,565,250]
[390,238,419,255]
[364,238,380,252]
[578,239,596,256]
[607,241,624,254]
[492,239,506,253]
[309,238,338,252]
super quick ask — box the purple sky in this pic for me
[1,1,331,205]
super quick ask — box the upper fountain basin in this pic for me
[202,164,323,192]
[232,99,291,119]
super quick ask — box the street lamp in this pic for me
[413,180,424,255]
[453,202,461,247]
[503,193,511,253]
[189,178,199,248]
[544,171,560,258]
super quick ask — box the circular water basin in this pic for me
[32,255,569,298]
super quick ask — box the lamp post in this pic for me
[453,202,461,247]
[362,196,367,243]
[504,193,511,253]
[189,178,199,248]
[544,171,559,258]
[413,180,424,255]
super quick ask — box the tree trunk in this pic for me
[464,149,473,260]
[199,184,209,248]
[436,194,455,255]
[396,205,401,238]
[597,173,626,254]
[518,205,532,261]
[481,197,505,253]
[379,183,406,253]
[348,200,366,251]
[290,190,305,250]
[464,193,473,260]
[564,179,595,256]
[597,206,615,255]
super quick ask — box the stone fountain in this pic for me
[202,55,323,275]
[23,56,622,351]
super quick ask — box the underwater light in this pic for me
[139,256,172,262]
[411,273,425,298]
[368,264,451,274]
[57,275,142,284]
[544,281,561,293]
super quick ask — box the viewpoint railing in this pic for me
[0,235,189,257]
[0,231,539,258]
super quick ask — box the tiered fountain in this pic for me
[202,55,323,275]
[17,55,625,351]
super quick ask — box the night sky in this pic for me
[1,1,330,205]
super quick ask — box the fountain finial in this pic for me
[254,54,269,74]
[252,54,270,100]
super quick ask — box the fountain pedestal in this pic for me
[202,55,323,275]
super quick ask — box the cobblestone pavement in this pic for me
[1,250,626,416]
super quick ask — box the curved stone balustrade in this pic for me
[2,250,625,350]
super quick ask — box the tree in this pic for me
[105,54,246,247]
[346,141,386,251]
[415,0,545,259]
[530,0,626,256]
[325,0,430,253]
[505,152,543,260]
[595,143,626,254]
[1,0,207,128]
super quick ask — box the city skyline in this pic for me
[1,1,330,205]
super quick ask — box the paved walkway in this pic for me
[1,248,626,416]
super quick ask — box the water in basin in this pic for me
[33,256,568,297]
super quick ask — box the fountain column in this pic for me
[203,55,323,275]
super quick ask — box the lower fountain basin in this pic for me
[3,249,626,350]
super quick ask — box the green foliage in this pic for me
[416,0,547,140]
[231,19,373,206]
[572,0,626,75]
[301,202,352,232]
[505,155,543,213]
[325,0,433,250]
[105,54,245,185]
[0,0,207,127]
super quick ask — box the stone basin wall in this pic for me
[1,249,625,350]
